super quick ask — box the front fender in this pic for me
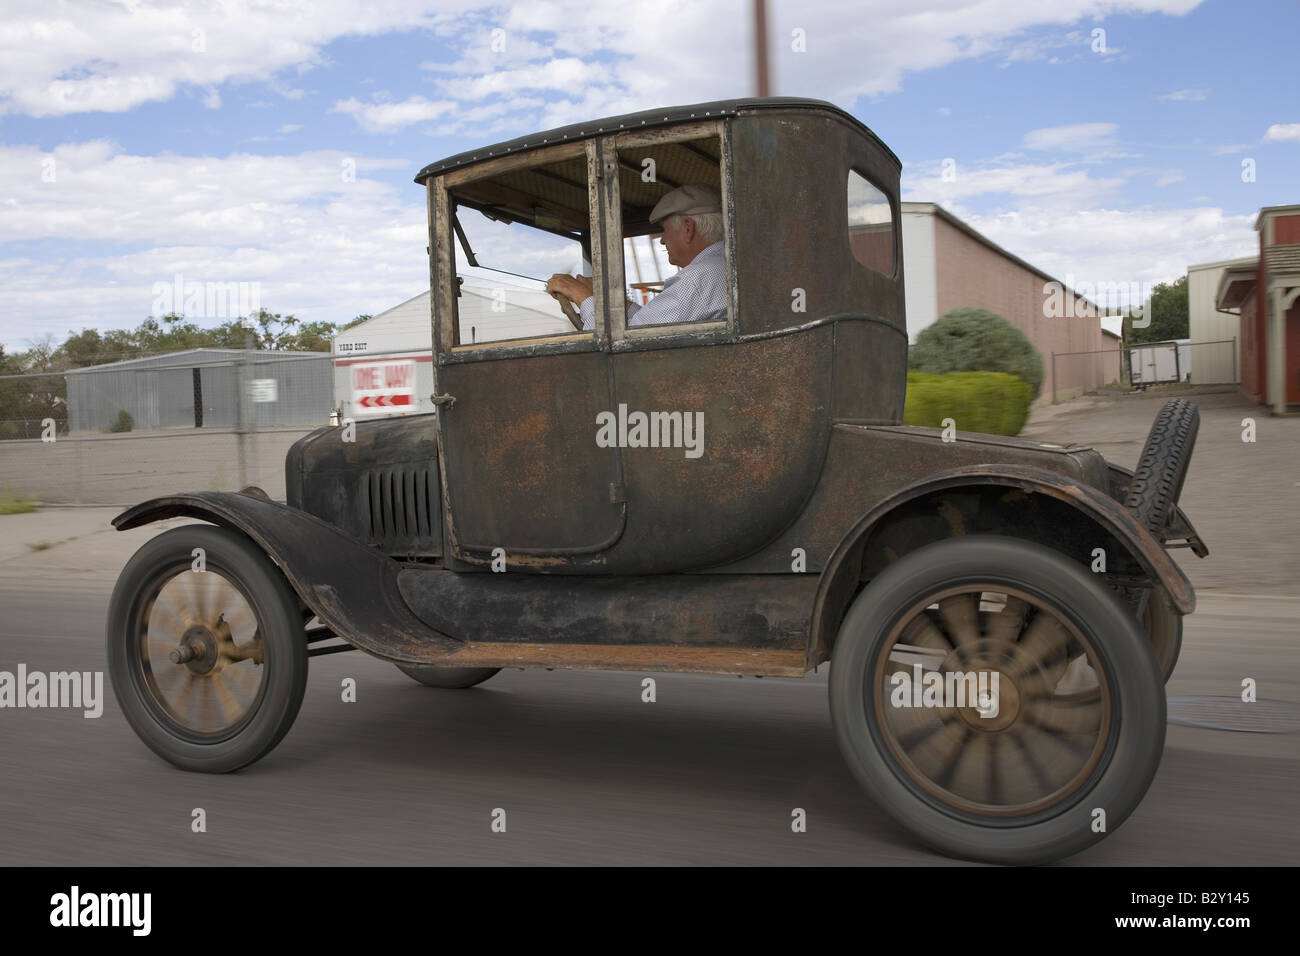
[810,465,1196,666]
[113,490,462,662]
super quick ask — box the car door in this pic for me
[429,140,626,566]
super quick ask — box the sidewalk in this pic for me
[1020,388,1299,594]
[0,507,201,597]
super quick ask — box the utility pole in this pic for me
[753,0,772,97]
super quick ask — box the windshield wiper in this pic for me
[452,210,549,285]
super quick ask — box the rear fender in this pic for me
[810,465,1196,667]
[113,491,462,662]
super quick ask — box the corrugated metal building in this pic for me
[65,348,332,433]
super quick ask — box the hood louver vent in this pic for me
[360,465,441,555]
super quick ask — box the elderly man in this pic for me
[547,183,727,330]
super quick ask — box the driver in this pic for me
[546,184,727,330]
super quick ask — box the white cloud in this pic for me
[0,0,1209,125]
[1023,122,1118,151]
[0,0,448,117]
[904,159,1125,208]
[1262,123,1300,143]
[966,204,1256,301]
[1158,88,1208,101]
[333,95,458,133]
[904,151,1253,310]
[0,140,428,343]
[278,124,303,133]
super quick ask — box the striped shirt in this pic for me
[580,241,727,331]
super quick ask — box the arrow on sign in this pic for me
[358,394,413,408]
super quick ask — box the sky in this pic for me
[1,0,1296,352]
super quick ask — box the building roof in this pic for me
[1215,262,1258,310]
[902,201,1105,313]
[1188,255,1258,273]
[64,347,320,374]
[1255,203,1300,230]
[414,97,899,183]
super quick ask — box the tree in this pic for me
[1124,275,1189,345]
[908,307,1045,397]
[0,341,68,437]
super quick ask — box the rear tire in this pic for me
[829,535,1164,865]
[1144,589,1183,683]
[396,664,501,689]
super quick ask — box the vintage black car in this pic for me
[105,98,1206,865]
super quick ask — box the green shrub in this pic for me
[0,485,38,514]
[904,370,1033,436]
[909,307,1044,398]
[108,409,133,433]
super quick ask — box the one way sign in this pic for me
[350,360,417,417]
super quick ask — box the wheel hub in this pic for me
[172,622,226,675]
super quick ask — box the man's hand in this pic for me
[545,273,594,305]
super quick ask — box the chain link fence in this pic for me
[1050,338,1239,404]
[0,347,433,504]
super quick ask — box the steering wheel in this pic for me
[549,290,585,332]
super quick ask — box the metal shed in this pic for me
[64,348,332,433]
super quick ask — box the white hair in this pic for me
[667,211,725,245]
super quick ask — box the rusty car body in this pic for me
[106,98,1206,865]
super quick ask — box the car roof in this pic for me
[414,96,898,183]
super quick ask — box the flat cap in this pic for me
[649,183,722,223]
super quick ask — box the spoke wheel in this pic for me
[107,525,309,772]
[830,536,1164,865]
[137,568,267,739]
[875,586,1109,821]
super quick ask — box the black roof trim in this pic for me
[414,97,898,183]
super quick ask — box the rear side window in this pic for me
[847,170,894,277]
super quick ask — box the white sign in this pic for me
[249,378,278,403]
[351,360,416,416]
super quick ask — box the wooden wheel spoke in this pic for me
[1012,612,1072,681]
[937,593,979,646]
[983,595,1027,644]
[1022,695,1103,736]
[150,588,193,636]
[901,612,953,652]
[210,676,246,726]
[929,725,972,789]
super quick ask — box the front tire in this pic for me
[829,536,1164,865]
[106,525,309,773]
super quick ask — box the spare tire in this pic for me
[1125,399,1198,539]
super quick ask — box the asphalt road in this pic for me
[1,586,1295,866]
